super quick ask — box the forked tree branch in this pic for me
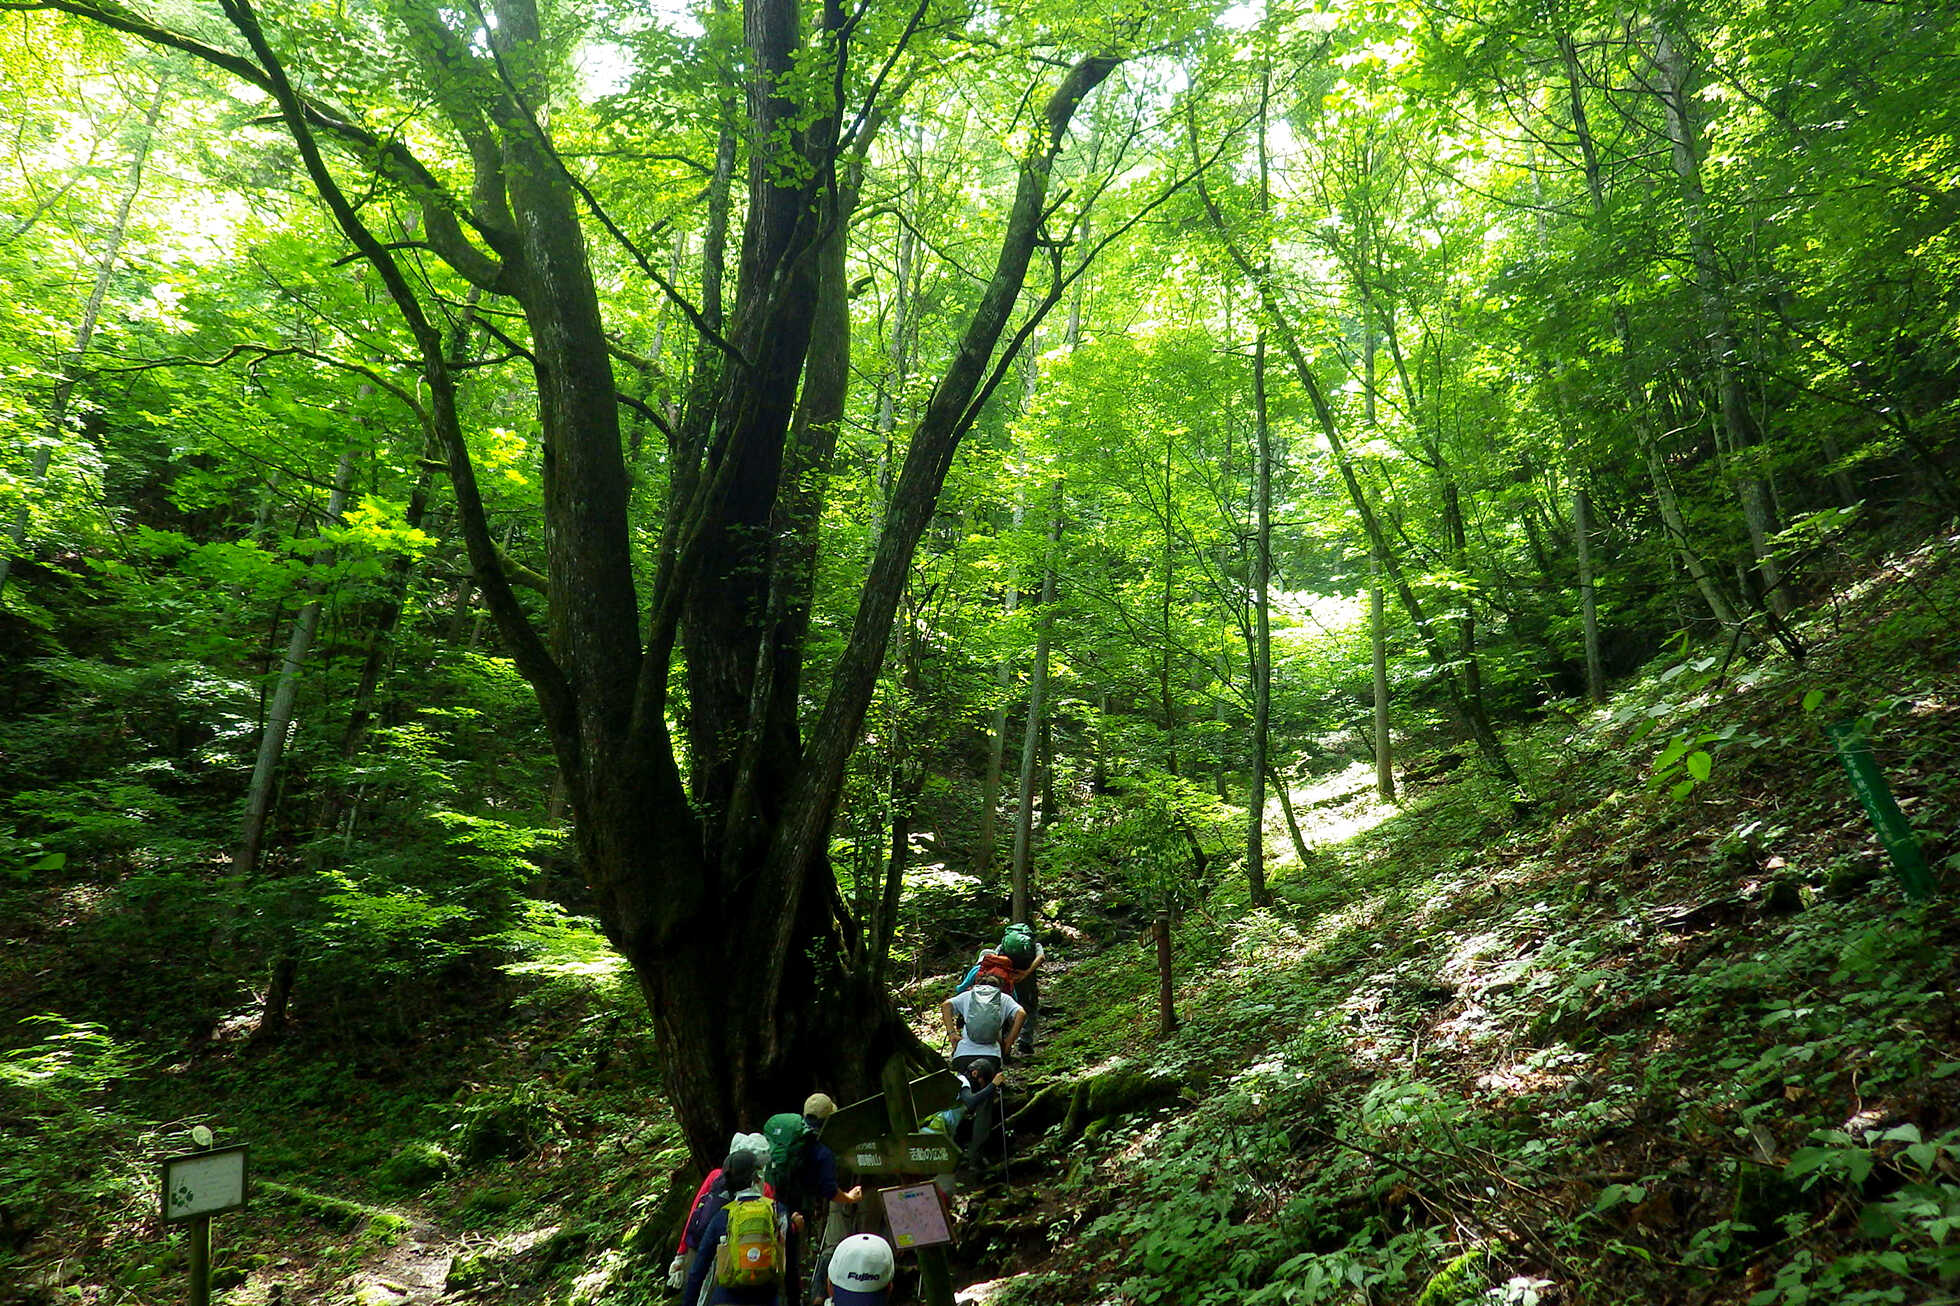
[209,0,576,752]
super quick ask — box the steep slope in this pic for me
[967,533,1960,1306]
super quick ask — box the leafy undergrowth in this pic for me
[990,534,1960,1306]
[1,917,692,1306]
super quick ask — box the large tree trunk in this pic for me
[157,0,1121,1166]
[0,77,166,600]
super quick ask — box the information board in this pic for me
[160,1146,250,1223]
[880,1182,953,1249]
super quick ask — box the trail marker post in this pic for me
[160,1126,249,1306]
[824,1063,960,1306]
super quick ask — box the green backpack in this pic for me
[761,1112,814,1191]
[1000,922,1037,968]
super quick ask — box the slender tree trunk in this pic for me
[1653,28,1788,619]
[1556,32,1739,629]
[975,364,1031,882]
[1202,192,1519,789]
[1370,550,1395,800]
[1246,328,1273,906]
[314,292,481,839]
[1574,482,1605,702]
[1009,495,1061,925]
[236,448,357,880]
[1265,764,1314,866]
[0,78,166,600]
[1153,913,1178,1036]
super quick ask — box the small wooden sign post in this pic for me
[826,1061,961,1306]
[160,1126,249,1306]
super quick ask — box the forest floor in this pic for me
[5,530,1959,1306]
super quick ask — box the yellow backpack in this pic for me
[714,1194,781,1289]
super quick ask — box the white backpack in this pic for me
[964,984,1007,1045]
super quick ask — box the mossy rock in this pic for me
[1415,1246,1492,1306]
[379,1141,456,1193]
[446,1253,492,1292]
[540,1221,601,1267]
[462,1186,523,1217]
[210,1266,248,1291]
[1056,1066,1186,1141]
[1825,857,1886,899]
[260,1181,391,1232]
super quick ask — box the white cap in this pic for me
[829,1233,895,1303]
[730,1131,770,1171]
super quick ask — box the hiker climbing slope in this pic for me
[764,1094,861,1306]
[670,1135,775,1289]
[941,967,1024,1173]
[956,924,1044,1057]
[924,1060,1008,1177]
[681,1148,793,1306]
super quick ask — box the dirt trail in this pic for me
[351,1218,453,1305]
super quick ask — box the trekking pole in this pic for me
[998,1082,1011,1185]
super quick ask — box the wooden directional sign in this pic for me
[844,1132,960,1177]
[160,1145,250,1224]
[824,1070,963,1156]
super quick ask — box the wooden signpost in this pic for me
[826,1061,962,1306]
[160,1127,249,1306]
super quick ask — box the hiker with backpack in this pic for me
[955,923,1044,1058]
[670,1134,776,1289]
[680,1146,793,1306]
[922,1059,1008,1175]
[762,1094,861,1306]
[941,967,1025,1172]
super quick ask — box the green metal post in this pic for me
[1826,719,1935,901]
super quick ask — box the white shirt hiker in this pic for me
[948,985,1023,1061]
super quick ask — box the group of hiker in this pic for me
[933,921,1042,1175]
[669,1094,879,1306]
[667,924,1045,1305]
